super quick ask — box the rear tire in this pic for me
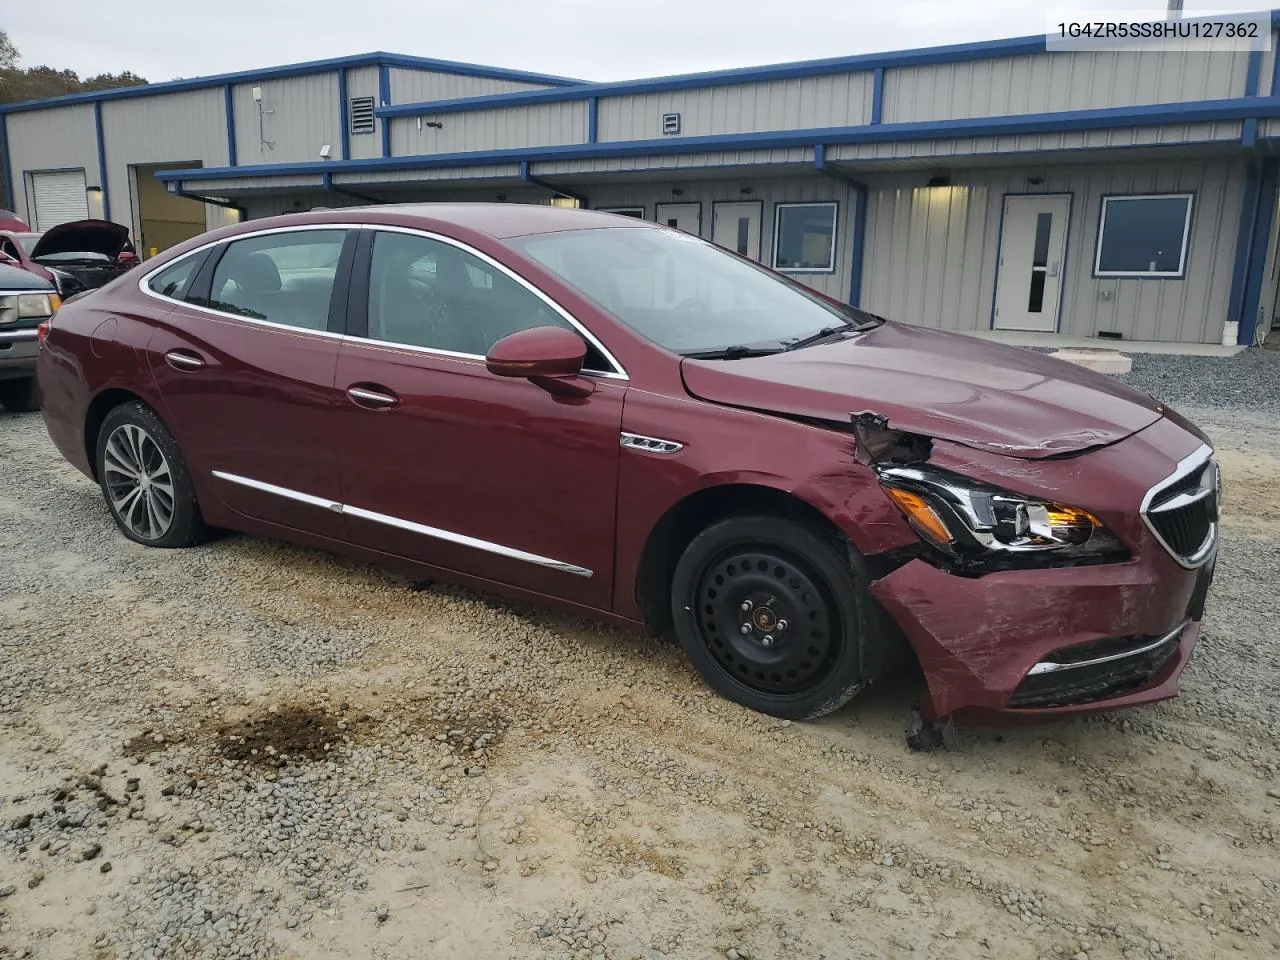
[670,514,875,720]
[95,402,210,548]
[0,377,39,413]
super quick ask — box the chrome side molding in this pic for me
[620,432,683,454]
[211,471,592,577]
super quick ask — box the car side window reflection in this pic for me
[202,230,346,331]
[367,231,608,369]
[146,256,200,299]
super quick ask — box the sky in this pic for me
[0,1,1262,83]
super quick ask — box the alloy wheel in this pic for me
[102,423,175,541]
[694,546,840,696]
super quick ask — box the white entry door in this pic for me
[655,202,701,235]
[994,195,1070,332]
[712,201,762,260]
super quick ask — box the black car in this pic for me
[29,220,139,296]
[0,262,59,412]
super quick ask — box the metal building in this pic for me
[4,22,1280,346]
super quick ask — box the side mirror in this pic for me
[485,326,595,398]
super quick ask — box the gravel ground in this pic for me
[1,347,1279,960]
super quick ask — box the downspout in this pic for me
[814,144,868,307]
[322,171,383,204]
[167,180,243,211]
[519,160,588,207]
[0,113,14,215]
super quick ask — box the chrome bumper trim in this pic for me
[1026,621,1187,676]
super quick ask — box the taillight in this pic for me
[36,320,50,346]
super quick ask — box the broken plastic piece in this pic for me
[850,411,932,466]
[906,706,957,752]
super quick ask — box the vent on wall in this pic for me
[661,112,681,135]
[350,97,376,135]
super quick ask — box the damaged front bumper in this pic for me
[869,546,1213,723]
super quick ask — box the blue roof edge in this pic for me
[154,95,1279,183]
[0,51,583,115]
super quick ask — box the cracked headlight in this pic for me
[877,465,1127,570]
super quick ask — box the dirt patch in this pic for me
[214,706,353,767]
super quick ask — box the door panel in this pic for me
[994,195,1070,332]
[712,201,763,261]
[146,228,353,535]
[655,203,701,235]
[334,343,624,607]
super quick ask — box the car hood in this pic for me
[31,219,129,260]
[0,261,55,291]
[679,322,1165,459]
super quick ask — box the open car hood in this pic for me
[679,322,1165,459]
[31,219,130,260]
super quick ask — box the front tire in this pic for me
[670,514,874,720]
[95,402,209,548]
[0,377,39,412]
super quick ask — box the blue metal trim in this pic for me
[1229,165,1260,325]
[587,96,598,143]
[224,85,237,166]
[377,34,1061,118]
[519,160,587,205]
[1246,49,1263,96]
[379,65,391,158]
[1239,156,1279,345]
[0,114,13,214]
[94,102,111,221]
[155,96,1280,184]
[813,144,867,303]
[870,68,884,125]
[1273,37,1280,97]
[0,51,581,115]
[338,68,350,161]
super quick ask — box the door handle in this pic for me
[165,349,206,371]
[1047,260,1060,278]
[346,384,399,410]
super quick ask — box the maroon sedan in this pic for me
[35,205,1219,735]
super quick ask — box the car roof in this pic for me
[239,203,656,240]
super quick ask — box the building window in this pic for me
[773,202,837,273]
[1094,194,1193,278]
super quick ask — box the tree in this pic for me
[0,29,147,208]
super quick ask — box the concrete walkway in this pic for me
[962,329,1247,357]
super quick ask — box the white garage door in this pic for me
[31,170,89,231]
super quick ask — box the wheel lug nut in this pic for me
[740,624,751,635]
[761,635,775,647]
[776,619,788,632]
[740,600,753,612]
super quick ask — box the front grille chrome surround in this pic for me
[1140,443,1217,569]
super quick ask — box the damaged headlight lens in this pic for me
[878,465,1126,569]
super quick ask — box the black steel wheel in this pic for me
[671,513,875,719]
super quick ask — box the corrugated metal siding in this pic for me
[587,176,856,302]
[390,102,587,156]
[241,188,547,220]
[5,105,99,224]
[860,158,1245,344]
[1261,32,1278,96]
[345,66,382,160]
[829,122,1242,162]
[233,73,341,165]
[883,50,1250,123]
[102,89,229,232]
[181,175,326,192]
[597,73,874,142]
[534,147,812,176]
[333,164,521,184]
[388,69,548,104]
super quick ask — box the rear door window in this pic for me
[201,230,348,331]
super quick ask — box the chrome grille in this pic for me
[1141,444,1217,568]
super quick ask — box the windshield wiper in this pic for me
[681,344,782,360]
[783,323,853,351]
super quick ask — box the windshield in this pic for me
[507,226,880,355]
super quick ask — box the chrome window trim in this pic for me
[1139,443,1217,569]
[136,221,630,380]
[1026,620,1187,676]
[360,224,628,380]
[211,470,592,578]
